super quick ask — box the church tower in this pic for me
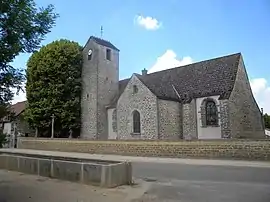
[81,36,119,139]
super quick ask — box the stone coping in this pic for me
[0,149,123,165]
[0,149,133,188]
[18,137,270,144]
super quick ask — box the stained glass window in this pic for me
[206,100,218,126]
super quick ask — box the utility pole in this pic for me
[51,114,55,138]
[35,128,38,138]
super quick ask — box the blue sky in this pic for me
[12,0,270,112]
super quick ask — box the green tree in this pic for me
[0,0,58,120]
[25,40,83,138]
[264,113,270,129]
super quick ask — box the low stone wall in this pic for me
[0,151,132,188]
[18,138,270,161]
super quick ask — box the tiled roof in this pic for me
[111,53,241,105]
[90,36,119,51]
[0,101,27,122]
[11,101,27,116]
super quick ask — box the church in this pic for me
[80,36,265,140]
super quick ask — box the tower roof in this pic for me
[89,36,119,51]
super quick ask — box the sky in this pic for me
[11,0,270,113]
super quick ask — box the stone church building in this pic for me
[81,36,265,140]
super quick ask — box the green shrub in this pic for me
[0,131,8,148]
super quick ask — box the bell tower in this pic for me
[81,36,119,139]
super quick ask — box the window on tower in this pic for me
[106,48,111,61]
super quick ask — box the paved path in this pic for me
[1,149,270,201]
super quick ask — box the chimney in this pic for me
[142,68,148,76]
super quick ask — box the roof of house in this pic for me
[109,52,241,106]
[10,101,27,116]
[89,36,119,51]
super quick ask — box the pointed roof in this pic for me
[111,52,241,105]
[84,36,119,51]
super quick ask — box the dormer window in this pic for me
[88,49,92,60]
[106,48,111,61]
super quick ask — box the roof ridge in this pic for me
[90,36,119,51]
[91,35,111,43]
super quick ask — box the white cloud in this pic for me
[148,49,193,73]
[134,15,162,30]
[250,78,270,113]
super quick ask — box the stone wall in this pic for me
[157,99,182,139]
[219,99,231,138]
[81,38,119,140]
[182,100,197,139]
[81,39,98,139]
[18,138,270,161]
[229,56,265,138]
[117,75,158,139]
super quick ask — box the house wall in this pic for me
[3,123,12,135]
[157,99,182,140]
[107,108,117,139]
[196,95,222,139]
[117,75,158,139]
[228,56,265,138]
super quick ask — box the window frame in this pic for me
[200,98,219,127]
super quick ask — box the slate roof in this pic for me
[89,36,119,51]
[110,53,241,106]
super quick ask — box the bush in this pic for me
[0,131,8,148]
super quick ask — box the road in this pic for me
[0,149,270,201]
[132,162,270,201]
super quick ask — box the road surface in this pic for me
[0,149,269,201]
[132,162,270,201]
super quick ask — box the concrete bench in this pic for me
[0,152,132,188]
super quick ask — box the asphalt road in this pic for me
[0,155,270,202]
[132,162,270,202]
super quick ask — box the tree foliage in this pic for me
[264,113,270,129]
[0,0,58,119]
[25,40,83,137]
[0,131,8,148]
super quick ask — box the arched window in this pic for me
[206,100,218,126]
[132,110,141,134]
